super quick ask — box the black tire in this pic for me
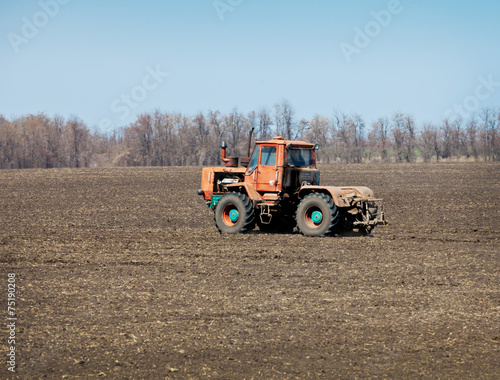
[214,192,255,234]
[296,193,340,237]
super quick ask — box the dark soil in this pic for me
[1,163,499,379]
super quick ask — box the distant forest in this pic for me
[1,100,499,169]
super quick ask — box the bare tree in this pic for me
[223,107,250,158]
[391,113,406,163]
[257,108,273,140]
[295,118,310,140]
[466,115,479,160]
[420,123,440,162]
[479,107,499,161]
[370,117,390,161]
[0,116,20,168]
[332,112,349,163]
[207,110,224,165]
[351,114,365,163]
[274,99,295,139]
[150,110,179,166]
[390,113,416,163]
[65,115,90,168]
[306,115,331,163]
[403,114,416,162]
[45,115,65,168]
[441,118,454,159]
[192,111,210,165]
[332,112,365,163]
[332,112,356,163]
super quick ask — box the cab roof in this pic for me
[255,136,315,148]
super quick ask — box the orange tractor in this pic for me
[198,135,386,236]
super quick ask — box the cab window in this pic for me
[260,146,276,166]
[287,148,313,167]
[246,146,259,174]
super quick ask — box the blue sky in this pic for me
[1,0,499,132]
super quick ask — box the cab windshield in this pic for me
[246,146,259,174]
[287,148,313,167]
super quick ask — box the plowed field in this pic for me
[1,163,499,379]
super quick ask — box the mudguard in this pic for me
[299,185,375,208]
[225,182,263,202]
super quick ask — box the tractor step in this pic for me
[263,193,279,201]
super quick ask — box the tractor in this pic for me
[197,135,386,236]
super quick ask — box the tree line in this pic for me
[1,101,499,169]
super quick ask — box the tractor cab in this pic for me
[243,136,320,194]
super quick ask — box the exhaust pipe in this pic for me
[220,127,255,168]
[247,127,255,158]
[220,141,238,167]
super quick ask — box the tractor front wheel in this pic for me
[296,193,340,237]
[214,192,255,234]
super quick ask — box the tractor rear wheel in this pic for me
[296,193,340,237]
[214,192,255,234]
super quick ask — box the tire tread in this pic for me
[296,193,340,237]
